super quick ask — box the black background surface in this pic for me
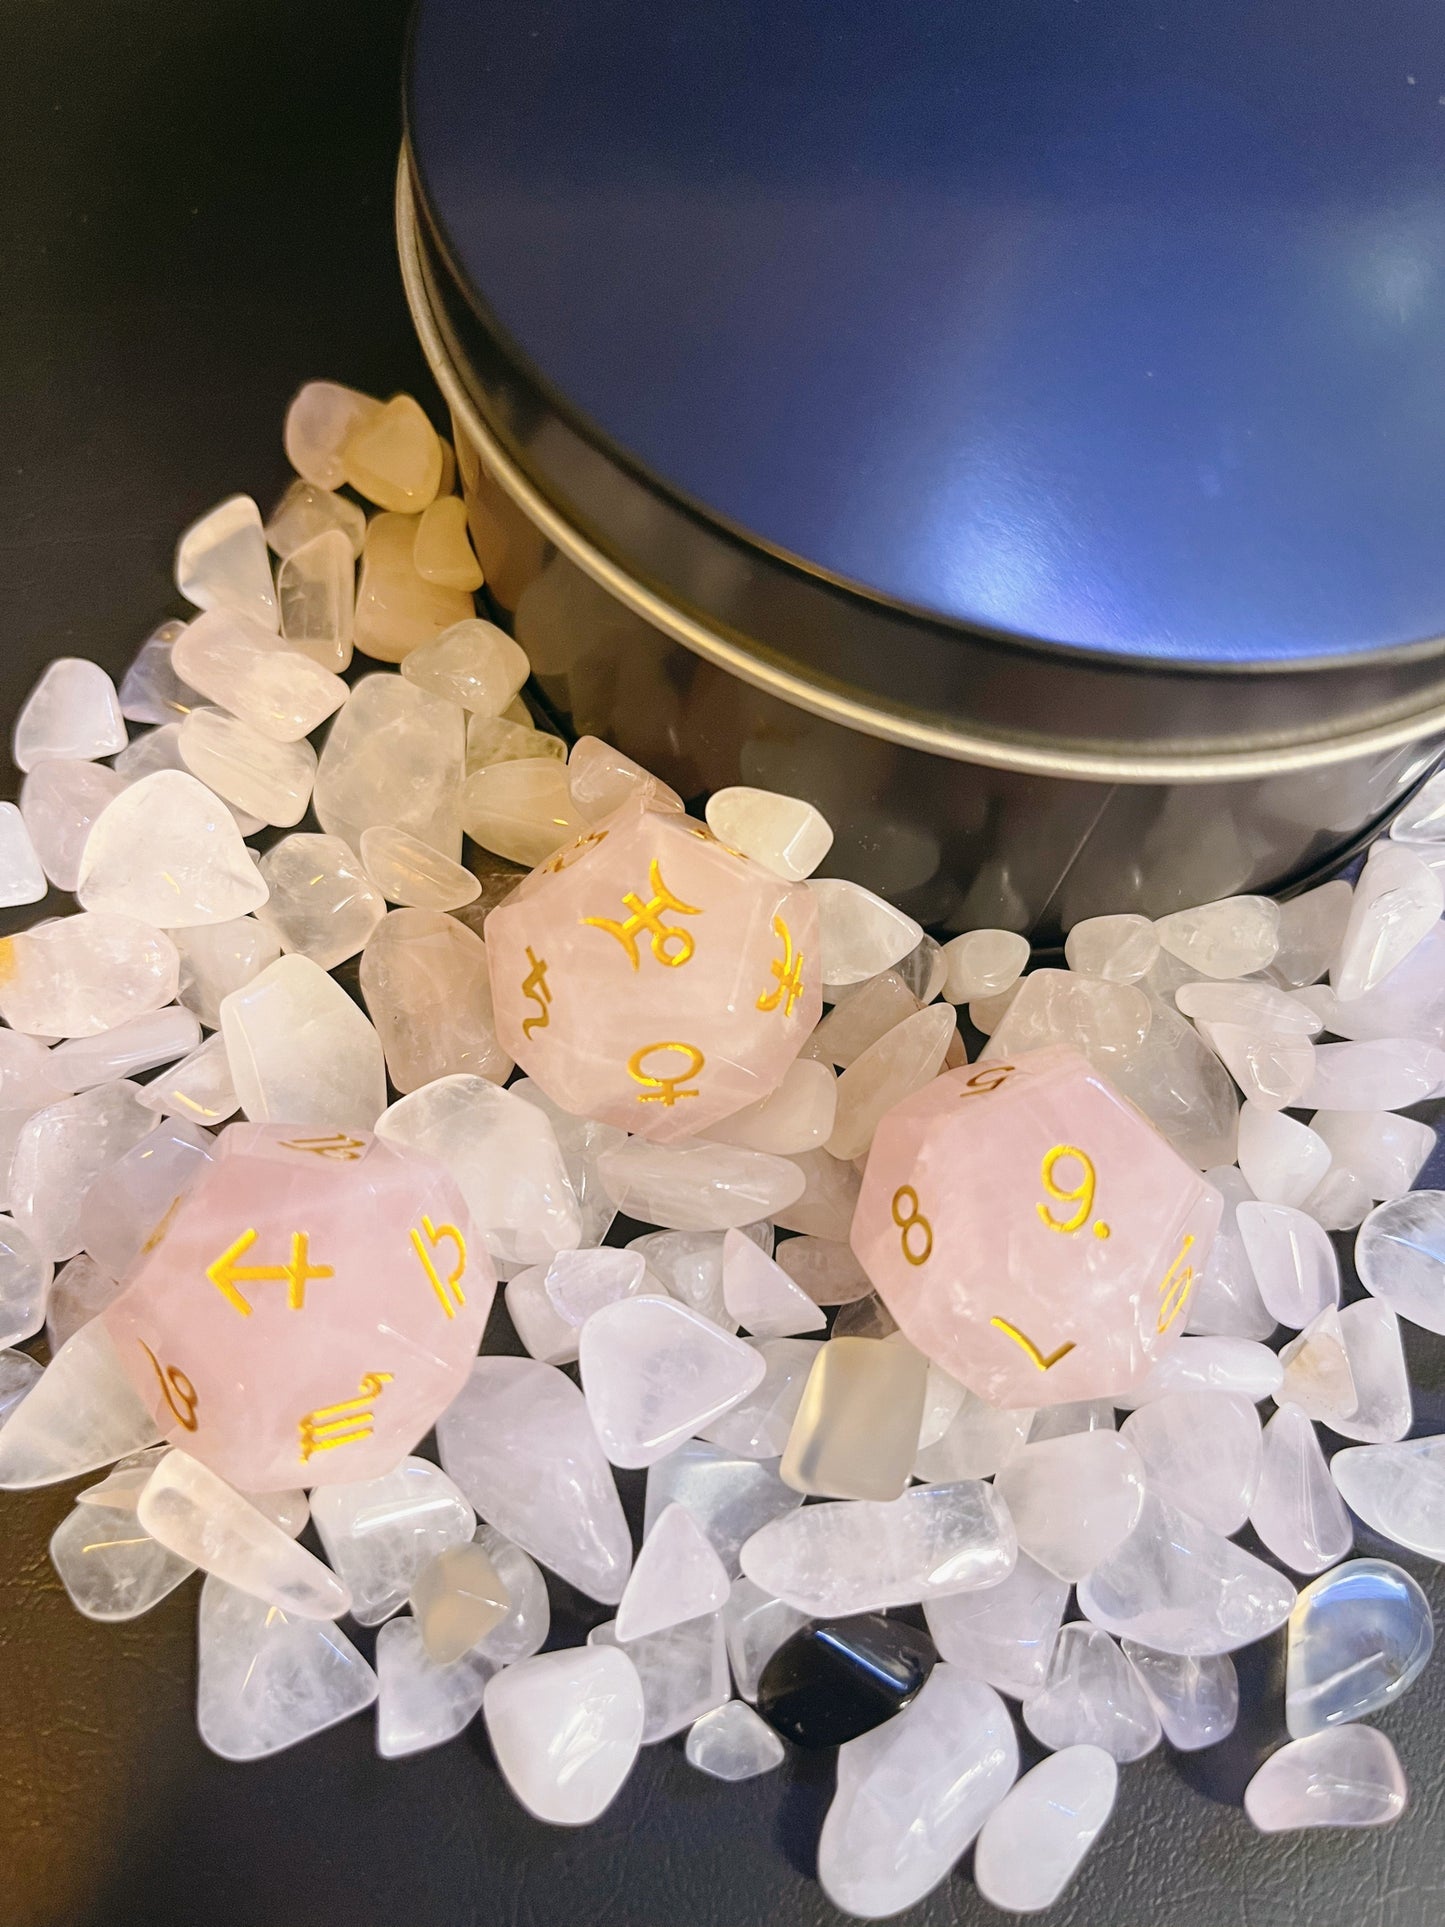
[1,5,1444,1925]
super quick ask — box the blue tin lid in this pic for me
[407,0,1445,729]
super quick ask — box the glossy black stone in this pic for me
[755,1614,937,1750]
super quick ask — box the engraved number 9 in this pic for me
[1036,1145,1097,1235]
[891,1185,933,1266]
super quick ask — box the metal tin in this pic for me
[401,0,1445,937]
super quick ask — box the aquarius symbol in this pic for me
[206,1228,335,1316]
[627,1041,706,1107]
[582,860,702,969]
[756,914,805,1016]
[138,1340,199,1432]
[297,1372,395,1462]
[520,947,553,1038]
[278,1133,367,1162]
[409,1215,468,1318]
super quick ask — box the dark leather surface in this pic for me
[1,5,1444,1924]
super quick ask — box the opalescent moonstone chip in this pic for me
[756,1613,936,1749]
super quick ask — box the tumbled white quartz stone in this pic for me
[969,984,1023,1035]
[1333,841,1443,1002]
[220,953,385,1132]
[1286,1556,1432,1739]
[173,608,347,742]
[43,1252,120,1353]
[916,1390,1033,1483]
[359,823,479,911]
[1278,1306,1357,1422]
[314,672,464,859]
[139,1034,240,1126]
[378,1074,579,1267]
[1244,1727,1407,1832]
[0,802,47,906]
[1121,1643,1239,1750]
[360,908,511,1094]
[1029,1401,1117,1442]
[915,1361,967,1451]
[0,1349,42,1426]
[1177,978,1323,1038]
[461,757,585,867]
[76,770,268,929]
[807,970,919,1068]
[1235,1199,1338,1328]
[485,1645,644,1823]
[1186,1167,1274,1340]
[75,1448,172,1514]
[285,381,381,489]
[703,787,833,881]
[1304,1038,1445,1112]
[175,494,279,631]
[1251,1403,1353,1574]
[685,1699,785,1781]
[810,878,923,986]
[939,928,1029,1004]
[979,970,1151,1077]
[974,1745,1118,1914]
[467,712,566,773]
[254,832,384,969]
[1108,989,1242,1170]
[178,706,316,827]
[1124,1335,1284,1407]
[616,1502,731,1642]
[0,1215,51,1348]
[597,1138,804,1233]
[13,659,127,773]
[311,1456,475,1626]
[1155,894,1280,979]
[277,528,355,673]
[1265,878,1355,987]
[436,1356,631,1602]
[994,1434,1145,1582]
[1301,1165,1374,1235]
[1328,1300,1412,1443]
[197,1574,378,1761]
[720,1229,825,1337]
[1330,1436,1445,1558]
[0,1318,159,1488]
[739,1479,1014,1616]
[375,1615,492,1758]
[924,1551,1068,1700]
[1355,1190,1445,1334]
[705,1057,837,1156]
[506,1267,579,1364]
[1121,1392,1261,1536]
[825,1003,956,1161]
[1022,1623,1161,1762]
[818,1668,1018,1920]
[50,1004,200,1093]
[265,476,367,561]
[49,1498,194,1622]
[0,1034,68,1205]
[509,1080,621,1248]
[542,1246,646,1326]
[723,1575,809,1699]
[75,1119,213,1279]
[138,1449,350,1618]
[10,1079,156,1259]
[1313,1112,1435,1202]
[565,734,683,820]
[645,1440,803,1575]
[1078,1491,1296,1655]
[628,1229,733,1328]
[401,619,529,714]
[772,1147,860,1240]
[173,915,280,1027]
[1064,914,1158,984]
[471,1524,551,1665]
[0,913,179,1040]
[1236,1104,1333,1208]
[1195,1016,1316,1112]
[774,1234,873,1306]
[579,1296,766,1470]
[118,621,196,724]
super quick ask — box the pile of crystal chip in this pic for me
[0,375,1442,1918]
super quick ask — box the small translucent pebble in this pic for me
[807,972,919,1069]
[49,1496,193,1621]
[703,788,833,881]
[724,1575,809,1699]
[461,757,586,867]
[510,1080,621,1247]
[220,953,386,1133]
[916,1389,1032,1483]
[342,392,443,512]
[178,706,316,827]
[1245,1727,1407,1832]
[939,927,1029,1003]
[175,494,278,630]
[467,712,566,772]
[700,1337,822,1459]
[780,1335,928,1501]
[1125,1335,1284,1405]
[10,1079,156,1259]
[1121,1392,1261,1536]
[354,512,475,661]
[1350,1190,1445,1337]
[1333,841,1443,1001]
[196,1575,377,1761]
[359,823,479,910]
[1154,894,1280,979]
[923,1551,1068,1699]
[739,1479,1015,1616]
[173,915,281,1027]
[1122,1644,1239,1750]
[360,909,510,1092]
[1077,1491,1296,1654]
[970,984,1023,1035]
[1251,1404,1353,1574]
[818,1669,1018,1920]
[775,1234,873,1305]
[1186,1167,1274,1339]
[1312,1112,1435,1202]
[173,609,347,742]
[1330,1436,1445,1558]
[974,1745,1118,1913]
[645,1439,802,1576]
[686,1700,786,1780]
[77,770,268,928]
[409,1541,510,1663]
[1285,1556,1432,1738]
[979,970,1151,1075]
[375,1616,493,1758]
[1236,1199,1339,1327]
[483,1645,644,1824]
[896,934,947,1003]
[721,1228,825,1337]
[589,1605,728,1743]
[470,1524,550,1665]
[20,760,127,892]
[579,1296,766,1469]
[436,1356,631,1603]
[702,1058,836,1158]
[1266,879,1355,987]
[0,1215,50,1348]
[825,1004,956,1160]
[616,1501,730,1642]
[277,528,355,673]
[44,1252,120,1353]
[139,1034,240,1125]
[75,1118,213,1279]
[1329,1301,1412,1443]
[310,1455,475,1625]
[597,1137,804,1233]
[409,495,481,591]
[320,674,467,856]
[254,832,384,969]
[1190,1013,1317,1110]
[13,659,126,772]
[1029,1401,1117,1442]
[137,1449,350,1618]
[542,1246,646,1325]
[285,380,381,488]
[1278,1306,1358,1421]
[1303,1037,1445,1111]
[1063,914,1158,984]
[0,1319,159,1488]
[118,621,196,724]
[566,734,683,819]
[264,476,366,559]
[1236,1103,1333,1207]
[0,803,47,906]
[1301,1165,1374,1234]
[994,1433,1146,1581]
[401,618,529,714]
[811,878,923,986]
[1022,1623,1160,1761]
[772,1147,860,1239]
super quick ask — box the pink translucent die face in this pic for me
[485,799,821,1139]
[851,1047,1222,1407]
[103,1123,494,1489]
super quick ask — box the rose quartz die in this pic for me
[851,1046,1221,1407]
[103,1123,494,1489]
[485,798,821,1139]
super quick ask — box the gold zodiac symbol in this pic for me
[543,828,610,874]
[297,1372,395,1462]
[582,860,702,968]
[278,1133,367,1162]
[1156,1234,1196,1334]
[890,1185,934,1266]
[520,947,553,1038]
[138,1340,199,1433]
[627,1041,706,1107]
[207,1228,335,1316]
[410,1215,468,1319]
[990,1317,1077,1372]
[756,915,805,1016]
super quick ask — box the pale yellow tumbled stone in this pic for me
[780,1336,929,1501]
[353,513,475,663]
[410,1542,510,1664]
[401,619,529,714]
[284,381,381,489]
[277,529,355,672]
[342,394,443,513]
[460,758,586,867]
[263,477,366,559]
[178,706,316,828]
[359,824,481,911]
[467,713,567,774]
[413,495,483,591]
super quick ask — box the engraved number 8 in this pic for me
[891,1185,933,1266]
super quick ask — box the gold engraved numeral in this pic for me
[756,915,805,1016]
[891,1185,934,1266]
[990,1317,1076,1372]
[410,1215,468,1319]
[628,1041,705,1107]
[543,828,610,874]
[520,946,552,1038]
[1036,1144,1109,1238]
[206,1228,335,1316]
[278,1133,367,1162]
[1156,1234,1196,1334]
[582,859,701,968]
[959,1064,1016,1096]
[298,1372,394,1462]
[138,1340,199,1432]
